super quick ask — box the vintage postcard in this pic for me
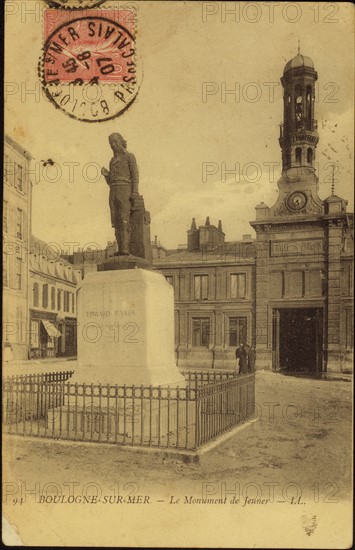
[3,0,354,547]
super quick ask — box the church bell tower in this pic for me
[279,48,319,174]
[250,48,352,375]
[259,48,324,218]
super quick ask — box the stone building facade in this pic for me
[156,52,353,375]
[3,136,32,360]
[250,52,353,374]
[28,236,82,359]
[155,219,256,369]
[3,135,83,363]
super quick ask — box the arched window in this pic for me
[306,85,312,120]
[33,283,39,307]
[295,147,302,165]
[307,148,313,164]
[294,85,303,123]
[42,284,48,308]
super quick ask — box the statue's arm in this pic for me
[128,153,139,195]
[101,166,110,184]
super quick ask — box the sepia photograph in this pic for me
[2,0,354,547]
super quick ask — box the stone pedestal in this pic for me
[47,397,193,445]
[97,254,151,272]
[72,268,186,387]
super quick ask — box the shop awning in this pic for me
[41,320,62,338]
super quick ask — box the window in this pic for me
[72,292,75,313]
[16,258,22,290]
[194,275,208,300]
[16,209,23,239]
[3,253,9,287]
[295,86,302,122]
[295,147,302,165]
[63,291,70,312]
[192,318,210,347]
[57,289,62,310]
[306,85,312,120]
[286,150,291,168]
[15,163,24,192]
[3,201,8,233]
[51,287,56,310]
[4,155,14,185]
[229,317,247,346]
[33,282,39,306]
[42,284,48,308]
[30,320,40,348]
[47,337,55,349]
[307,148,313,164]
[230,273,246,299]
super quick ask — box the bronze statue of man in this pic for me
[101,133,139,255]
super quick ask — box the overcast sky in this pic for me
[6,1,354,251]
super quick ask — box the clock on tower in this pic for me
[286,191,307,211]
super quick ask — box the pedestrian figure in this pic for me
[248,347,256,373]
[235,343,248,374]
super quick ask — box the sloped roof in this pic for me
[155,240,256,266]
[30,235,73,266]
[29,235,82,283]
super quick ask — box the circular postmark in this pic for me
[39,16,139,122]
[45,1,106,8]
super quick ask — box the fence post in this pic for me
[195,388,200,450]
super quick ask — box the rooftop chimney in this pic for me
[205,216,210,226]
[187,217,199,251]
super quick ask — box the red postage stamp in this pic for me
[45,1,106,7]
[40,9,139,122]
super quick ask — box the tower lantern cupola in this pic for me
[279,50,319,172]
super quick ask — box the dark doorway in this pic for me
[273,308,323,373]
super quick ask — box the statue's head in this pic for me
[109,133,127,153]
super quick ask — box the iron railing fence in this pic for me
[182,369,237,390]
[3,371,255,451]
[196,375,255,447]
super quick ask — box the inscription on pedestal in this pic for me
[86,310,136,317]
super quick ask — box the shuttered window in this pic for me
[230,273,246,299]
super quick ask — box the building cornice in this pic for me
[5,135,33,161]
[153,264,256,271]
[29,269,77,287]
